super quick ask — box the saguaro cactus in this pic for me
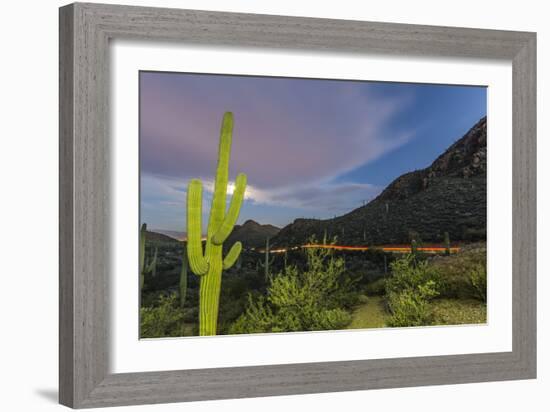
[443,232,451,255]
[140,223,147,291]
[139,223,158,290]
[411,238,418,255]
[149,248,158,277]
[259,237,275,281]
[186,112,247,336]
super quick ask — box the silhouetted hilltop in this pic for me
[226,219,280,249]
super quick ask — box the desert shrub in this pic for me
[386,255,440,295]
[217,294,249,334]
[385,254,441,327]
[141,290,165,308]
[229,244,354,334]
[140,294,184,338]
[310,308,352,330]
[433,245,487,301]
[386,283,439,327]
[467,263,487,301]
[229,295,274,334]
[364,277,387,296]
[182,306,198,323]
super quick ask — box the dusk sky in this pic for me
[140,71,486,232]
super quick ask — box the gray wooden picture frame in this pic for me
[59,2,536,409]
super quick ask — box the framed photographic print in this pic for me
[59,2,536,408]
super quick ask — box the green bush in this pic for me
[386,255,440,295]
[467,263,487,301]
[364,277,387,296]
[432,245,486,301]
[229,245,354,334]
[386,283,439,327]
[140,294,185,338]
[385,254,440,327]
[182,306,198,323]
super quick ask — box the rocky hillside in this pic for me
[273,117,487,246]
[226,219,280,249]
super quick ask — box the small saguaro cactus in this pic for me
[149,248,158,277]
[443,231,451,255]
[186,112,247,336]
[411,238,418,255]
[259,237,275,281]
[179,243,189,309]
[139,223,147,291]
[139,223,158,290]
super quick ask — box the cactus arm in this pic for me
[212,173,247,245]
[187,179,209,275]
[207,112,233,242]
[222,241,242,270]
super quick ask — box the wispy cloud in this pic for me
[141,173,382,229]
[140,73,415,191]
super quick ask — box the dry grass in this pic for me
[348,296,388,329]
[431,298,487,325]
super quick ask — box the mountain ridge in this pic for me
[272,117,487,246]
[226,219,281,249]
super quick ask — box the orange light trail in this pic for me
[301,244,460,253]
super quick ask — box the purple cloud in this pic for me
[139,72,420,229]
[140,73,413,191]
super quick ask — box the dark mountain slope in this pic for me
[145,230,180,243]
[273,117,487,246]
[226,219,281,249]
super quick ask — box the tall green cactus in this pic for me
[140,223,147,291]
[259,237,275,281]
[186,112,247,336]
[148,247,158,277]
[411,238,418,255]
[179,243,189,308]
[443,231,451,255]
[139,223,157,289]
